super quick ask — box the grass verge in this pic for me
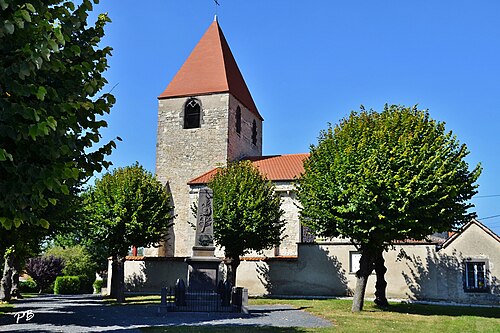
[103,294,161,306]
[141,298,500,333]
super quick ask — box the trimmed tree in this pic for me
[25,255,64,293]
[0,0,116,299]
[83,163,174,303]
[208,161,286,286]
[297,105,481,312]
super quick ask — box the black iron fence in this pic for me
[160,279,244,312]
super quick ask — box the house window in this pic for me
[251,119,257,145]
[350,251,362,274]
[464,261,488,292]
[236,106,241,134]
[184,98,201,129]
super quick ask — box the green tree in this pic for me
[208,161,286,286]
[297,105,481,312]
[0,0,116,299]
[83,163,174,302]
[45,245,98,292]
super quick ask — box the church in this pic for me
[150,16,306,258]
[119,18,500,305]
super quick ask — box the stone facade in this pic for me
[153,93,262,257]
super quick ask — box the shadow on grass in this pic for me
[142,327,310,333]
[383,302,500,319]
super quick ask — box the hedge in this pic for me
[54,276,80,295]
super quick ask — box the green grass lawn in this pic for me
[140,297,500,333]
[103,294,162,306]
[0,302,14,317]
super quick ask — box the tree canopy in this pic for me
[83,163,174,301]
[297,105,481,311]
[208,160,285,285]
[0,0,117,230]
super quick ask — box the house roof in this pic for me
[188,153,309,185]
[158,18,262,121]
[441,218,500,249]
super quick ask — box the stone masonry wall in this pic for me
[227,95,262,160]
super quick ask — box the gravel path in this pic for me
[0,294,332,332]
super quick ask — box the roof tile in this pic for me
[158,20,262,120]
[188,153,309,185]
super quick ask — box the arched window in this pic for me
[184,98,201,129]
[236,106,241,134]
[252,119,257,145]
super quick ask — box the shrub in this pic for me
[19,277,38,293]
[78,275,94,294]
[93,279,104,294]
[54,276,80,295]
[25,256,64,293]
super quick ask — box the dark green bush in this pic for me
[54,276,80,295]
[78,275,94,294]
[93,279,103,294]
[19,278,38,293]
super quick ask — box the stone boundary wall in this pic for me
[117,243,500,305]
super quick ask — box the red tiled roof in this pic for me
[188,153,309,185]
[158,19,262,120]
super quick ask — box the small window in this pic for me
[251,119,257,145]
[184,98,201,129]
[464,261,488,292]
[236,106,241,134]
[350,251,362,274]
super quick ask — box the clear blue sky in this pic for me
[89,1,500,235]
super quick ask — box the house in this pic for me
[118,18,500,305]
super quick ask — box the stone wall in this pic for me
[227,95,262,161]
[275,182,301,256]
[119,241,500,305]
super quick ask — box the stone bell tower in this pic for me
[153,17,263,257]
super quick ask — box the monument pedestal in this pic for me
[185,256,222,292]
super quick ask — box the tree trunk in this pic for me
[374,250,389,307]
[351,250,374,312]
[225,257,241,287]
[10,255,22,299]
[0,250,14,302]
[110,254,126,303]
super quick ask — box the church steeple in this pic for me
[155,19,263,257]
[158,20,262,120]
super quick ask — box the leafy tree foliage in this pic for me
[83,163,174,302]
[208,161,285,285]
[0,0,116,302]
[25,255,64,293]
[44,245,97,282]
[0,0,117,231]
[297,105,481,311]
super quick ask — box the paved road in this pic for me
[0,294,332,332]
